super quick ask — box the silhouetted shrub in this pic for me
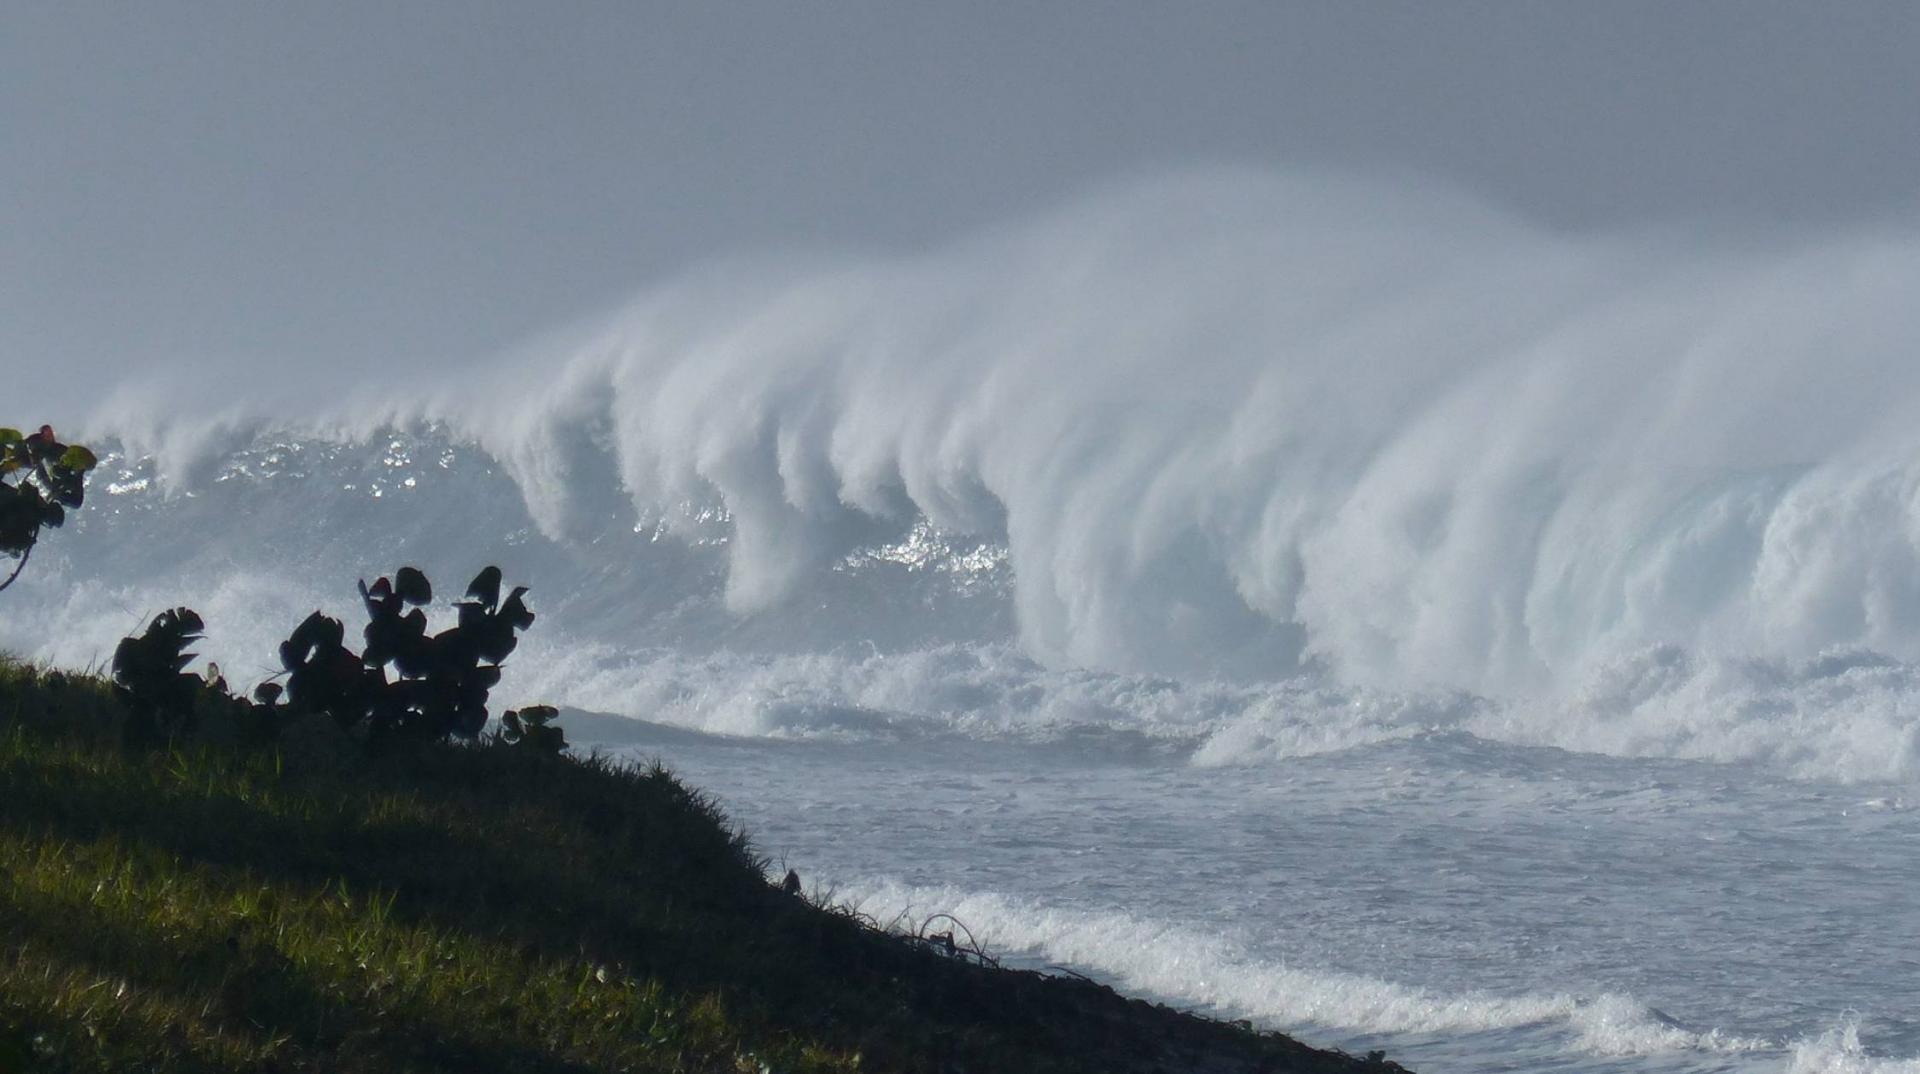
[109,566,558,754]
[0,425,98,592]
[501,704,566,754]
[278,609,370,728]
[111,608,207,744]
[347,565,538,744]
[265,565,544,747]
[332,564,537,749]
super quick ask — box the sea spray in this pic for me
[30,169,1920,697]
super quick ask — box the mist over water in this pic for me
[11,169,1920,1072]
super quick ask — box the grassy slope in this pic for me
[0,658,1407,1073]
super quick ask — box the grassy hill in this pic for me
[0,656,1406,1073]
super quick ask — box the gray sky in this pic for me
[6,2,1920,396]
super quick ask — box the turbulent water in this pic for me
[10,172,1920,1072]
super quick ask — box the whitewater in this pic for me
[8,170,1920,1072]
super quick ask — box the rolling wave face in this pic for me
[12,429,1920,783]
[13,167,1920,772]
[434,169,1920,694]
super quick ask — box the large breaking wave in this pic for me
[12,168,1920,779]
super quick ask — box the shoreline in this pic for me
[0,657,1408,1072]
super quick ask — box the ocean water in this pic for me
[602,722,1920,1074]
[10,427,1918,1074]
[9,173,1920,1071]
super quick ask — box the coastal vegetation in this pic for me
[0,657,1408,1073]
[0,426,97,593]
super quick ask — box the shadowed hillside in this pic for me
[0,657,1406,1073]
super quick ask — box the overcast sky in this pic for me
[6,2,1920,396]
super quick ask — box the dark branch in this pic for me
[0,538,34,594]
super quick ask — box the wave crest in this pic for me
[430,171,1920,692]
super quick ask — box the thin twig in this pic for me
[916,913,1000,968]
[0,538,33,593]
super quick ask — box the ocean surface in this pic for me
[5,427,1915,1074]
[10,174,1920,1072]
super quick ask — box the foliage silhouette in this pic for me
[110,608,206,744]
[111,565,553,753]
[112,608,278,748]
[278,610,366,728]
[343,564,538,744]
[0,425,98,592]
[500,704,566,754]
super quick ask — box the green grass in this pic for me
[0,656,1404,1073]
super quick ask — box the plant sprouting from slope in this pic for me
[105,566,556,753]
[111,608,207,744]
[501,704,566,754]
[272,565,543,747]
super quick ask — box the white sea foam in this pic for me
[834,877,1770,1058]
[1788,1020,1920,1074]
[15,559,1920,783]
[431,634,1920,783]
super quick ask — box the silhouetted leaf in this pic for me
[395,566,432,605]
[466,565,503,610]
[475,632,516,664]
[499,588,535,630]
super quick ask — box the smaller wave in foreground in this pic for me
[835,876,1774,1064]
